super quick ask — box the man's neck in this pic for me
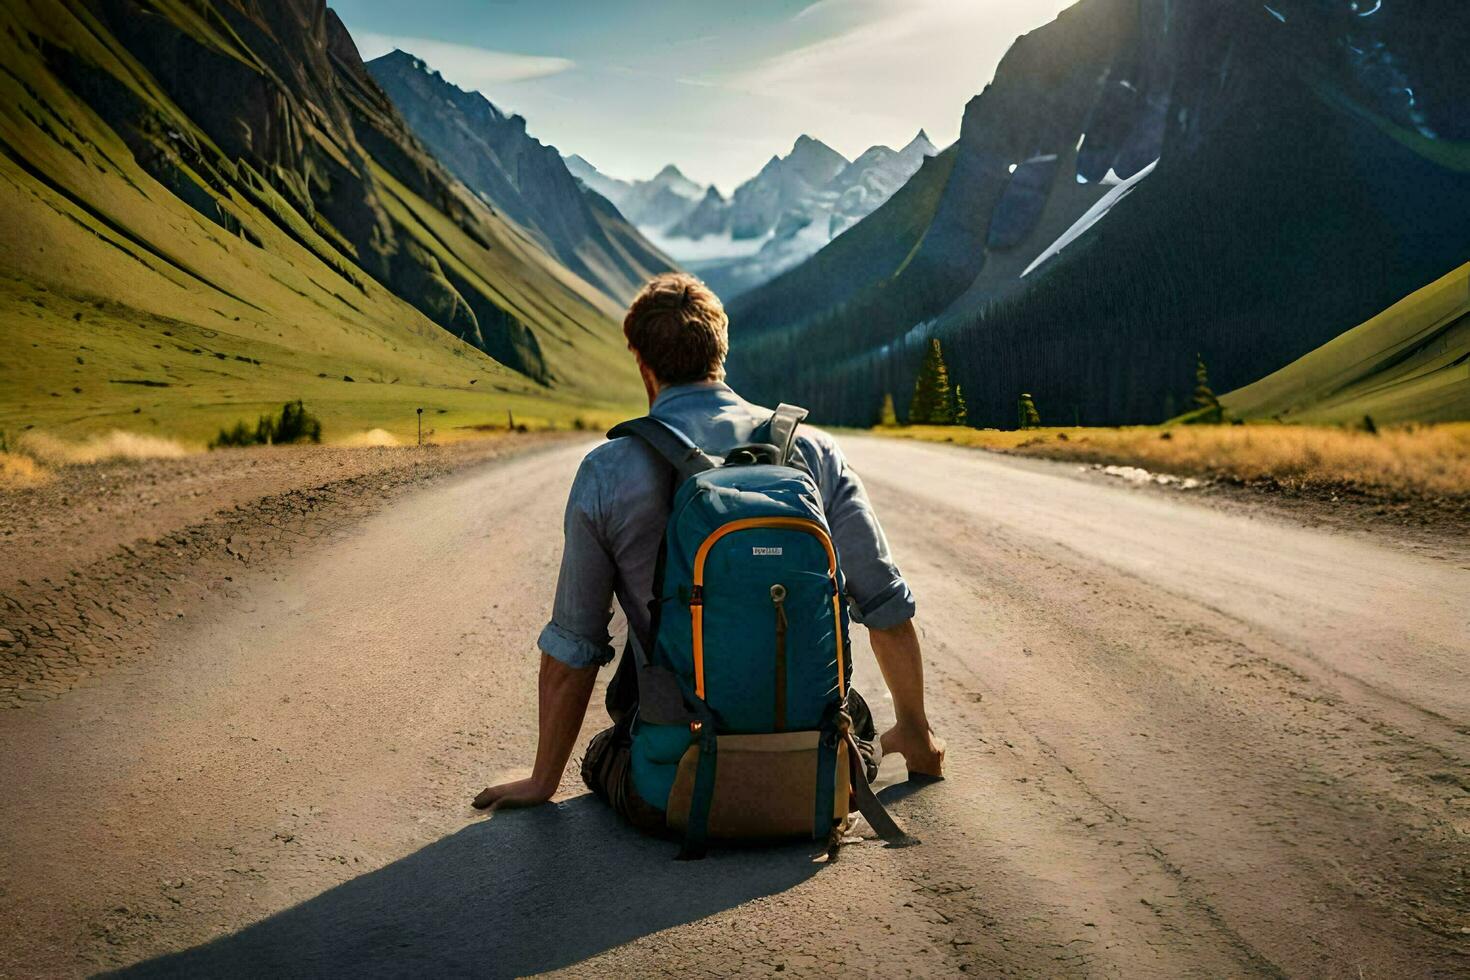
[644,374,727,409]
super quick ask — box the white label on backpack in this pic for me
[752,546,783,556]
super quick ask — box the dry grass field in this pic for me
[881,422,1470,499]
[0,413,618,490]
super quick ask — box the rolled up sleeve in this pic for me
[538,456,618,669]
[818,439,916,630]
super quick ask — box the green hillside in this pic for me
[0,0,640,445]
[1223,262,1470,425]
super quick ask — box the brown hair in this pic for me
[622,273,728,385]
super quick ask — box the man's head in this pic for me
[623,273,728,401]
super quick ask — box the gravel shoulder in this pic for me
[0,433,572,708]
[871,425,1470,547]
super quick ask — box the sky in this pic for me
[334,0,1075,193]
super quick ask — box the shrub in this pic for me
[211,400,322,449]
[1188,354,1224,424]
[877,393,899,427]
[951,385,969,427]
[1018,392,1041,429]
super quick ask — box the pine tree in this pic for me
[908,338,953,425]
[1017,392,1041,429]
[1193,353,1222,423]
[951,384,969,426]
[877,392,899,427]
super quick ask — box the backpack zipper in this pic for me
[771,583,788,731]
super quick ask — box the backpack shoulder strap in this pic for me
[607,416,717,484]
[766,403,809,466]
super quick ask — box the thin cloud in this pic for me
[739,0,1072,120]
[354,33,574,88]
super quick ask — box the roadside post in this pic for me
[417,407,423,447]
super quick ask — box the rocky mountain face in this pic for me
[724,135,850,240]
[668,186,730,240]
[728,0,1470,426]
[565,160,705,231]
[0,0,637,399]
[564,155,634,212]
[566,132,935,299]
[366,51,672,304]
[672,132,936,298]
[828,131,936,237]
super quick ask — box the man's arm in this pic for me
[473,653,598,810]
[869,619,945,778]
[472,454,618,810]
[812,436,945,778]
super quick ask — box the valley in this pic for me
[0,2,1466,977]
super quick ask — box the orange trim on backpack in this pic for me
[690,517,845,702]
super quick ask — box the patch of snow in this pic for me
[1022,158,1158,277]
[1102,464,1153,484]
[1098,463,1205,490]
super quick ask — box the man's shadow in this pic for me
[113,794,835,979]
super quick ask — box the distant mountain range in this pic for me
[564,159,706,233]
[726,0,1470,426]
[566,131,936,299]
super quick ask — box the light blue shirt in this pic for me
[538,381,916,669]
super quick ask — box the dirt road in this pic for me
[2,436,1467,978]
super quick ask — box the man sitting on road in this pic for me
[473,273,944,829]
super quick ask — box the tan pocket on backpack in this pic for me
[666,731,850,839]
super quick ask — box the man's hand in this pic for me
[868,620,944,779]
[472,776,557,811]
[469,654,598,814]
[881,722,946,780]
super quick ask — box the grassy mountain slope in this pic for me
[0,0,639,443]
[1222,262,1470,425]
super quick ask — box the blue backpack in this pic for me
[606,405,907,858]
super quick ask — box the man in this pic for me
[473,273,944,825]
